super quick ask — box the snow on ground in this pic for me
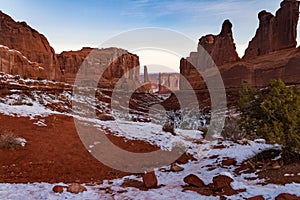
[0,77,300,199]
[0,101,57,120]
[1,139,300,199]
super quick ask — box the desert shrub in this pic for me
[162,122,174,134]
[0,133,21,150]
[221,116,246,141]
[238,79,300,156]
[14,75,20,81]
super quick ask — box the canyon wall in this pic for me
[0,11,60,80]
[0,11,140,88]
[243,0,299,59]
[180,19,239,91]
[180,0,300,106]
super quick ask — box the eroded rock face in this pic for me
[180,19,239,91]
[179,0,300,107]
[199,19,240,66]
[243,0,299,59]
[0,11,140,88]
[0,11,59,80]
[57,47,140,88]
[0,45,48,79]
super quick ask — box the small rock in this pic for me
[183,174,205,188]
[275,193,300,200]
[171,163,184,172]
[98,114,115,121]
[222,157,237,166]
[176,153,196,164]
[272,161,281,170]
[212,175,233,191]
[67,183,87,194]
[237,139,251,145]
[247,195,265,200]
[52,185,65,193]
[213,144,227,149]
[142,171,158,188]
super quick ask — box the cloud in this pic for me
[122,0,262,20]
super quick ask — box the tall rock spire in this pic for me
[198,19,240,66]
[243,0,300,59]
[144,65,150,83]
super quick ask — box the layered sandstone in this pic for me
[0,11,60,80]
[199,19,240,66]
[57,47,140,88]
[0,10,141,88]
[243,0,299,59]
[180,19,239,91]
[179,0,300,107]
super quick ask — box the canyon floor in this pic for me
[0,75,299,199]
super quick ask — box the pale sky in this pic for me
[0,0,296,73]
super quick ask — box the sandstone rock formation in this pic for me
[140,72,180,93]
[199,19,240,66]
[158,72,180,93]
[0,45,48,79]
[57,47,140,88]
[179,0,300,107]
[143,65,149,83]
[180,19,239,91]
[0,10,60,80]
[0,10,141,89]
[243,0,299,59]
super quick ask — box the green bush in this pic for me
[238,80,300,155]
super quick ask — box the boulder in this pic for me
[142,171,158,188]
[212,175,233,191]
[247,196,265,200]
[222,157,237,166]
[66,183,87,194]
[52,185,66,193]
[275,193,300,200]
[183,174,205,187]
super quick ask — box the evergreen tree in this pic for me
[238,79,300,155]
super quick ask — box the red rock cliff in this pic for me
[56,47,140,88]
[179,0,300,107]
[0,10,140,88]
[0,10,60,80]
[180,19,239,91]
[243,0,299,59]
[199,19,240,66]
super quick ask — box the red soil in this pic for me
[0,114,158,183]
